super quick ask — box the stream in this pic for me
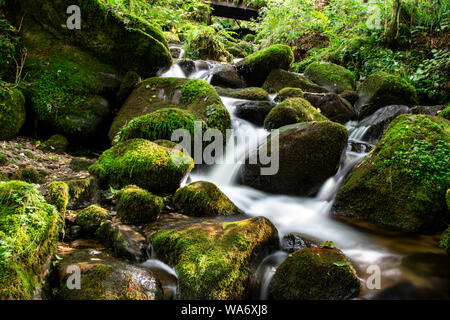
[144,59,449,300]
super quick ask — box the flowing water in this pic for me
[150,59,449,299]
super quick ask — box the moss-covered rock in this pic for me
[12,168,44,184]
[440,225,450,255]
[269,247,360,300]
[264,98,327,130]
[38,134,69,154]
[210,64,246,88]
[76,204,110,234]
[262,69,327,94]
[117,71,142,105]
[0,86,26,140]
[69,157,96,172]
[334,115,450,232]
[215,87,269,101]
[54,246,162,300]
[89,139,194,195]
[109,78,231,141]
[304,92,357,124]
[48,181,69,214]
[173,181,243,217]
[356,71,418,118]
[240,121,348,196]
[15,0,172,77]
[66,177,97,210]
[149,217,279,299]
[184,26,232,62]
[0,152,8,166]
[0,180,61,299]
[235,101,275,126]
[117,185,163,224]
[113,108,206,145]
[439,104,450,121]
[236,45,294,87]
[304,62,356,93]
[274,87,304,102]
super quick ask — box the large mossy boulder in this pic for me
[304,62,356,93]
[89,139,194,195]
[15,0,172,77]
[355,71,418,118]
[239,122,348,196]
[184,26,232,62]
[173,181,243,217]
[269,247,360,300]
[149,217,279,299]
[54,246,162,300]
[113,108,205,145]
[117,185,164,224]
[0,86,26,140]
[215,87,269,101]
[0,181,61,299]
[109,78,231,141]
[262,69,327,94]
[235,45,294,87]
[264,98,327,130]
[304,92,357,124]
[334,115,450,232]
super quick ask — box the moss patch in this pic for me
[274,87,304,102]
[76,204,110,234]
[0,85,26,140]
[262,69,327,94]
[215,87,269,101]
[117,185,163,224]
[48,181,69,214]
[304,62,356,93]
[184,26,232,62]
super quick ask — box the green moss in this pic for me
[304,62,356,93]
[38,134,69,154]
[274,87,304,102]
[173,181,243,217]
[12,168,44,184]
[262,69,327,94]
[89,139,194,195]
[357,71,418,117]
[76,204,110,234]
[439,104,450,121]
[0,180,61,299]
[0,86,26,140]
[69,157,96,172]
[65,177,96,209]
[114,108,206,145]
[236,44,294,86]
[264,98,327,130]
[149,217,279,299]
[440,226,450,255]
[48,181,69,214]
[335,114,450,232]
[184,26,232,62]
[117,185,163,224]
[215,87,269,101]
[269,247,360,300]
[0,152,7,166]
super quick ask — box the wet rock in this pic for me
[236,45,294,87]
[210,64,246,88]
[148,217,279,299]
[281,233,318,253]
[262,69,327,94]
[170,46,182,59]
[339,90,359,106]
[304,92,357,124]
[269,247,360,300]
[0,86,26,140]
[173,181,243,217]
[54,244,162,300]
[410,104,446,116]
[304,62,356,93]
[178,59,196,76]
[349,141,373,153]
[334,114,450,232]
[235,101,275,126]
[96,220,149,262]
[239,121,348,196]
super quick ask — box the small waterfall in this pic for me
[256,251,288,300]
[141,259,179,299]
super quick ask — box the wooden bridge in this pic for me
[209,1,260,21]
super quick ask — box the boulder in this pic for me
[38,134,69,154]
[108,78,231,141]
[47,181,69,214]
[239,121,348,196]
[0,181,60,299]
[149,217,279,299]
[339,90,359,105]
[334,115,450,232]
[210,64,246,88]
[236,45,294,87]
[0,86,26,140]
[439,105,450,120]
[235,101,275,126]
[281,233,318,253]
[355,71,418,118]
[173,181,243,217]
[116,71,141,105]
[304,92,357,124]
[89,139,194,195]
[262,69,327,94]
[215,87,269,101]
[177,59,196,77]
[117,185,164,224]
[304,62,356,93]
[274,88,304,102]
[54,245,162,300]
[264,98,327,130]
[75,204,111,235]
[411,105,446,116]
[66,177,98,210]
[269,247,360,300]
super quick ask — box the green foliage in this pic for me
[440,226,450,255]
[440,105,450,121]
[0,85,26,140]
[184,26,233,61]
[0,16,24,83]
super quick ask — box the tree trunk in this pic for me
[386,0,401,48]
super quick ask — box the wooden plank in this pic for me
[209,1,259,21]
